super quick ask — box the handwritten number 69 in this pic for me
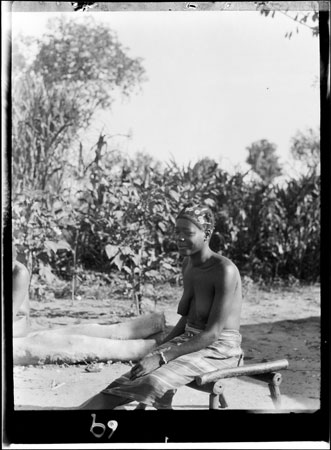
[90,414,118,439]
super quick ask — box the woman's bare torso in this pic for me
[179,253,242,331]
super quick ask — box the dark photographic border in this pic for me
[2,1,330,446]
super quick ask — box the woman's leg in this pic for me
[153,389,177,409]
[79,392,132,410]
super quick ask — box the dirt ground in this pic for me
[12,282,321,411]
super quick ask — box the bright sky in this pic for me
[11,10,320,174]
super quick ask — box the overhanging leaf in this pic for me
[162,262,174,271]
[169,190,180,202]
[112,253,123,271]
[120,246,135,256]
[158,222,167,233]
[39,263,58,284]
[56,240,72,251]
[105,244,119,260]
[44,240,58,254]
[145,269,162,280]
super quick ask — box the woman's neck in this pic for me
[189,245,213,267]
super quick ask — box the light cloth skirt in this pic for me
[102,325,243,408]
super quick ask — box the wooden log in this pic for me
[28,312,166,340]
[196,360,289,386]
[13,333,158,366]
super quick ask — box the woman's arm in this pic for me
[158,315,187,346]
[130,264,238,380]
[13,262,30,319]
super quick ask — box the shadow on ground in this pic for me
[239,317,320,402]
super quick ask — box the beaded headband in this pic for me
[177,203,215,232]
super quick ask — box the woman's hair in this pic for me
[177,202,215,233]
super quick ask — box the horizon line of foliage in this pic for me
[12,145,320,291]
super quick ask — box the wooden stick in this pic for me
[51,382,65,390]
[196,359,289,386]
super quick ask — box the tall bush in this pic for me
[12,16,145,197]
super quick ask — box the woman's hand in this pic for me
[130,354,161,380]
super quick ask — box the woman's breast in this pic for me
[187,291,214,328]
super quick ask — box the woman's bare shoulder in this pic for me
[211,253,241,277]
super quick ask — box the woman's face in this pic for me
[175,218,206,256]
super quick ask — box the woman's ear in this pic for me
[204,230,211,240]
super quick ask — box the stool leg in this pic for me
[268,383,282,409]
[209,393,219,409]
[268,373,283,409]
[210,381,229,409]
[219,392,229,409]
[250,372,283,409]
[214,382,228,409]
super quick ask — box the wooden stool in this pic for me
[188,359,289,409]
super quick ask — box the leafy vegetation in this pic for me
[12,15,146,196]
[290,128,320,175]
[12,143,320,308]
[245,139,283,183]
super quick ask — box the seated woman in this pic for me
[79,203,243,410]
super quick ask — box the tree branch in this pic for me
[278,11,318,32]
[48,122,74,149]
